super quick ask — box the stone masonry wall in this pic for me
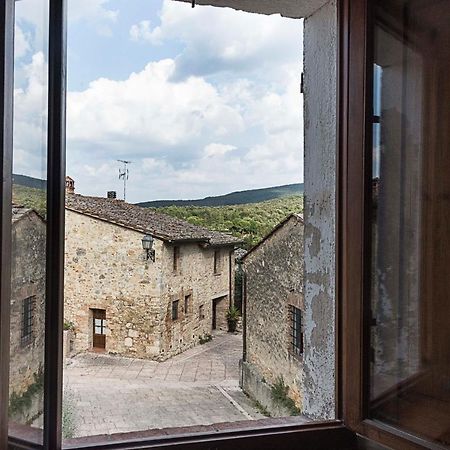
[158,243,231,358]
[65,210,164,359]
[243,216,304,409]
[10,211,46,422]
[64,209,232,361]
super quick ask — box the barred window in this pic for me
[289,305,303,356]
[21,296,34,346]
[184,294,191,315]
[172,300,179,320]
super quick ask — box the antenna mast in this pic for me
[117,160,132,201]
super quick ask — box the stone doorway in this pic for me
[91,308,106,350]
[212,295,228,331]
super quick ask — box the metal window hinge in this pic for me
[300,72,304,94]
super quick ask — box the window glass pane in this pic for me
[9,0,49,440]
[370,1,450,445]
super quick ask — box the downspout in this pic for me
[242,271,247,362]
[228,249,233,308]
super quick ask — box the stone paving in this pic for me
[64,332,265,437]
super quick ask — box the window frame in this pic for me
[288,304,303,357]
[21,296,34,347]
[173,246,180,272]
[2,0,440,448]
[172,300,179,321]
[213,249,221,274]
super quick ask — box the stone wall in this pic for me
[64,210,233,360]
[303,0,337,419]
[155,242,231,357]
[242,215,304,411]
[10,211,46,423]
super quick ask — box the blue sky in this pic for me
[13,0,303,203]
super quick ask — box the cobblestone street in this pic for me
[64,332,265,437]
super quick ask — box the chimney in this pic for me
[107,191,117,199]
[65,176,75,194]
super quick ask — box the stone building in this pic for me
[240,214,305,416]
[10,205,46,424]
[64,185,240,361]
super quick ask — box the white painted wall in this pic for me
[303,0,337,419]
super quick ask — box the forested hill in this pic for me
[154,195,303,249]
[136,183,303,208]
[12,174,47,190]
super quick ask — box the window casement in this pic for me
[288,305,303,357]
[21,296,34,347]
[171,300,179,321]
[198,304,205,320]
[184,294,191,315]
[173,246,180,272]
[213,249,221,274]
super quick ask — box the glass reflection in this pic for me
[370,0,450,446]
[9,0,49,437]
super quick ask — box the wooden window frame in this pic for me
[1,0,441,448]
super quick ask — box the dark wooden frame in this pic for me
[340,0,449,449]
[0,1,14,449]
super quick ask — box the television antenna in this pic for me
[117,159,132,201]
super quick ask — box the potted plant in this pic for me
[226,305,240,333]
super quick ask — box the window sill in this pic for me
[61,419,354,450]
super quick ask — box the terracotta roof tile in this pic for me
[65,194,241,246]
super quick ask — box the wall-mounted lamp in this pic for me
[142,234,155,262]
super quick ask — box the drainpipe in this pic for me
[228,249,233,308]
[242,271,247,362]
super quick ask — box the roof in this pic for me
[65,194,241,247]
[12,204,44,224]
[241,213,303,261]
[234,248,248,261]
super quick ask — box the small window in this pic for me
[173,246,180,272]
[199,304,205,320]
[213,249,221,274]
[21,296,34,346]
[172,300,179,320]
[184,294,191,315]
[289,305,303,356]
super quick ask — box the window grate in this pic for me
[21,296,34,346]
[289,304,303,356]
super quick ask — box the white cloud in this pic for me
[130,0,303,80]
[13,52,49,179]
[67,59,244,151]
[14,1,303,202]
[204,143,236,157]
[129,20,160,44]
[14,25,31,59]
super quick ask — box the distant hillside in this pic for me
[12,184,46,217]
[154,195,303,249]
[12,174,46,190]
[137,183,304,208]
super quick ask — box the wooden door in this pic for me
[92,309,106,349]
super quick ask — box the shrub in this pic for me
[270,376,301,416]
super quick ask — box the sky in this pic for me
[13,0,303,203]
